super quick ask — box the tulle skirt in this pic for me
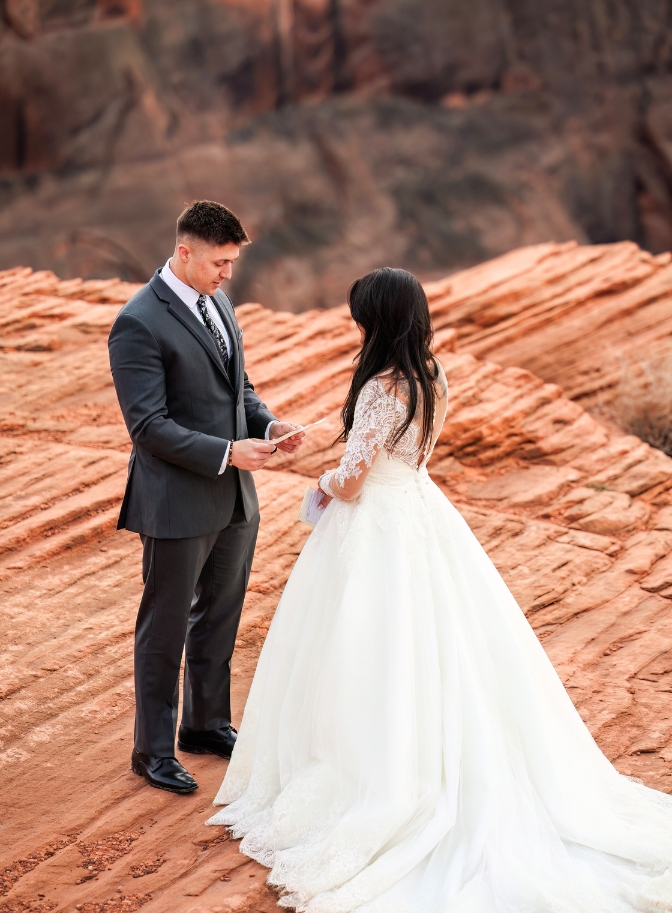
[207,454,672,912]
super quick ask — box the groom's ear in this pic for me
[176,241,192,263]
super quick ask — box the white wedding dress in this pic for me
[208,367,672,913]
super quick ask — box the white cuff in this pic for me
[265,421,278,440]
[218,441,231,475]
[318,471,335,498]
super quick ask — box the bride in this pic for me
[207,267,672,912]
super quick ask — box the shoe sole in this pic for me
[177,740,232,760]
[131,760,198,794]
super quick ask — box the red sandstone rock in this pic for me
[425,240,672,411]
[2,249,672,910]
[1,2,672,309]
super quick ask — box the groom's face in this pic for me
[176,239,241,295]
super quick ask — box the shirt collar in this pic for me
[161,259,202,310]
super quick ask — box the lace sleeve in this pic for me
[319,378,400,501]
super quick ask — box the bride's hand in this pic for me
[317,490,332,509]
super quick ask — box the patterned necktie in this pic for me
[196,294,229,373]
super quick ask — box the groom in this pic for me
[109,200,304,794]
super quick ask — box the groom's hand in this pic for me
[231,438,276,471]
[269,421,306,454]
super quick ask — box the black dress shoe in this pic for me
[178,724,237,759]
[131,749,198,794]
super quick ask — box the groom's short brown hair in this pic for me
[177,200,250,247]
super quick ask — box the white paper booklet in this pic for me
[298,487,327,527]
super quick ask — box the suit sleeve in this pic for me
[242,371,277,438]
[108,311,228,479]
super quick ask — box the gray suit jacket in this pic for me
[108,270,276,539]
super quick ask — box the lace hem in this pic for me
[204,810,672,913]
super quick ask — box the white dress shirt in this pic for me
[161,259,231,355]
[160,260,276,474]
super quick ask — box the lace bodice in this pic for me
[319,365,448,501]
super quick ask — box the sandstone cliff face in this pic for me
[2,246,672,909]
[424,240,672,412]
[1,0,672,309]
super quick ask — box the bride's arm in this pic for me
[318,451,378,502]
[318,379,396,502]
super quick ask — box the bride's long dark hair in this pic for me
[339,267,438,458]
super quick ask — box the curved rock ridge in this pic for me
[424,240,672,410]
[1,250,672,910]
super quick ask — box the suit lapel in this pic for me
[213,290,241,394]
[150,271,234,391]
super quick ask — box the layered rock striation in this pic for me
[424,240,672,410]
[2,247,672,909]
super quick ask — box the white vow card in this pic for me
[298,487,328,527]
[272,416,327,445]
